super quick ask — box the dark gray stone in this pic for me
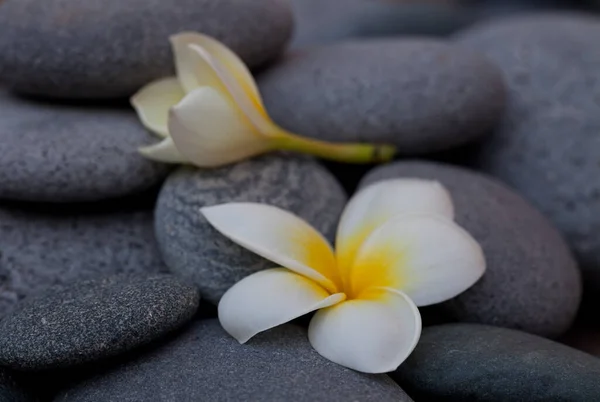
[258,39,505,155]
[0,202,168,318]
[0,0,292,99]
[0,369,32,402]
[454,14,600,295]
[393,324,600,401]
[0,274,199,370]
[289,0,477,48]
[0,90,170,202]
[56,319,411,402]
[360,161,581,338]
[155,154,347,304]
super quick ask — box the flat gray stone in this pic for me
[155,154,347,304]
[258,38,505,155]
[0,90,170,202]
[454,14,600,295]
[360,161,581,338]
[394,324,600,401]
[0,274,199,370]
[0,202,168,318]
[56,319,412,402]
[0,0,292,98]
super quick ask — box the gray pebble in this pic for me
[155,154,347,304]
[0,90,170,202]
[0,202,168,318]
[454,13,600,295]
[56,319,412,402]
[0,274,199,370]
[258,39,505,155]
[394,324,600,401]
[360,161,581,338]
[0,0,292,98]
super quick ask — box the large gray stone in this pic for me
[0,202,167,318]
[0,275,199,370]
[0,0,292,98]
[394,324,600,401]
[360,161,581,338]
[155,154,347,304]
[454,14,600,295]
[258,39,505,155]
[56,319,412,402]
[0,90,170,202]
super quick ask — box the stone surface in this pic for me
[56,319,411,402]
[394,324,600,401]
[0,201,168,318]
[289,0,476,48]
[0,369,32,402]
[0,90,170,202]
[0,274,199,370]
[454,14,600,295]
[360,161,581,338]
[258,39,505,155]
[155,154,347,304]
[0,0,292,99]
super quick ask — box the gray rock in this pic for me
[393,324,600,401]
[0,274,199,370]
[56,319,411,402]
[0,90,170,202]
[289,0,477,48]
[0,369,32,402]
[0,0,292,99]
[453,14,600,295]
[360,161,581,338]
[0,202,168,318]
[258,39,505,155]
[155,154,347,304]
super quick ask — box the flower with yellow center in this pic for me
[131,32,396,167]
[201,178,486,373]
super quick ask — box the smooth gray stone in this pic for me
[0,90,170,202]
[394,324,600,401]
[56,319,412,402]
[0,274,199,371]
[454,13,600,296]
[0,0,292,98]
[259,39,505,155]
[155,154,347,304]
[0,202,167,318]
[360,161,581,338]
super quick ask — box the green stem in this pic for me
[271,129,396,164]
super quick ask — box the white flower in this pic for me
[131,33,396,167]
[200,178,486,373]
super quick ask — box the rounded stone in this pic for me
[155,154,347,304]
[360,161,581,338]
[0,90,170,202]
[454,14,600,295]
[0,0,293,99]
[258,38,505,155]
[56,319,412,402]
[0,202,167,318]
[0,274,200,370]
[394,324,600,401]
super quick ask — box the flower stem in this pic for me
[271,129,396,164]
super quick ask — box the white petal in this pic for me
[168,87,272,167]
[130,77,185,138]
[308,288,421,374]
[336,179,454,272]
[219,268,345,343]
[349,214,485,306]
[201,203,341,293]
[138,136,188,164]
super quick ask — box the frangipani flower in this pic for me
[201,179,486,373]
[131,33,396,167]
